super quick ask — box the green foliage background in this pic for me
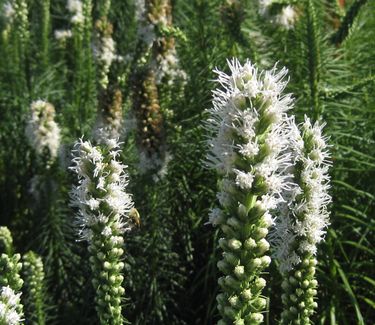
[0,0,374,324]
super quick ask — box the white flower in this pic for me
[208,208,224,226]
[87,198,100,210]
[67,0,84,25]
[2,2,15,20]
[25,100,61,161]
[274,116,331,272]
[54,29,72,40]
[206,58,293,223]
[70,139,134,242]
[235,170,254,190]
[276,5,298,30]
[0,286,23,325]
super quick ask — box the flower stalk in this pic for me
[206,59,293,324]
[276,117,331,324]
[22,251,46,325]
[70,138,134,325]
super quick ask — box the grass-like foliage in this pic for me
[0,0,374,324]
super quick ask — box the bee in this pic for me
[129,208,141,227]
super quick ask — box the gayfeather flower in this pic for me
[70,138,134,324]
[25,100,61,162]
[275,116,331,324]
[94,18,117,89]
[206,58,293,324]
[0,286,23,325]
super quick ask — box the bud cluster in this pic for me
[206,59,293,324]
[0,254,23,291]
[22,251,46,325]
[0,227,13,256]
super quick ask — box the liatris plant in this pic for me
[132,0,186,173]
[275,117,331,324]
[0,227,13,256]
[22,251,46,325]
[94,17,116,90]
[131,67,165,172]
[25,100,61,164]
[0,286,23,325]
[206,58,293,324]
[70,138,134,325]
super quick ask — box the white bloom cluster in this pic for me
[25,100,61,161]
[54,29,72,41]
[70,138,134,242]
[275,116,331,272]
[67,0,84,25]
[0,286,23,325]
[258,1,298,29]
[154,47,188,86]
[206,58,293,221]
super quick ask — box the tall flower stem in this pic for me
[70,139,134,325]
[276,117,331,324]
[22,251,46,325]
[206,59,293,324]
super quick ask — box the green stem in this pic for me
[306,0,321,121]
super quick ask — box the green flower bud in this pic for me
[234,265,245,279]
[228,295,239,307]
[241,289,252,301]
[256,238,270,254]
[244,238,257,249]
[253,227,268,240]
[228,239,242,250]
